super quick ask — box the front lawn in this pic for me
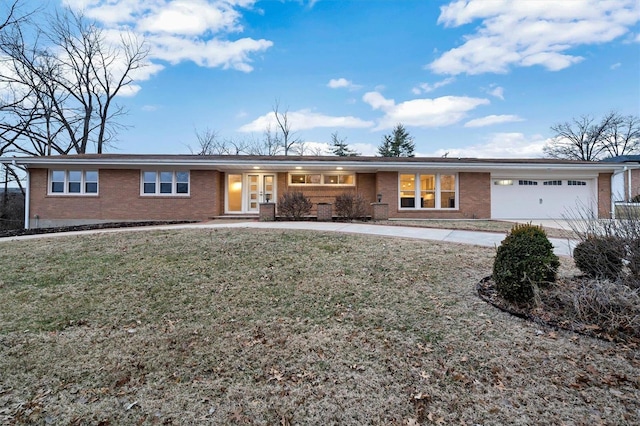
[0,229,638,424]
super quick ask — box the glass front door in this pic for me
[247,174,275,212]
[227,173,275,213]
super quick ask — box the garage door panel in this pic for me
[491,178,595,219]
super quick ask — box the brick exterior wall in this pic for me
[259,203,276,221]
[316,203,333,221]
[598,172,612,219]
[632,170,640,199]
[30,165,611,225]
[374,171,491,219]
[276,172,376,216]
[29,168,220,227]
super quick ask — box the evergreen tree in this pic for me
[331,132,359,156]
[377,124,415,157]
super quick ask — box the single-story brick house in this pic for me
[2,154,639,228]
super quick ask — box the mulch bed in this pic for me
[0,221,196,238]
[477,276,640,349]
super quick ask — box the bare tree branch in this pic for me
[602,114,640,158]
[272,99,300,156]
[543,112,638,161]
[0,6,148,156]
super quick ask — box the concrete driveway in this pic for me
[0,221,578,257]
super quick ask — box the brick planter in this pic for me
[317,203,333,221]
[259,203,276,221]
[371,203,389,221]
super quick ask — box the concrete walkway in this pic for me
[0,221,577,256]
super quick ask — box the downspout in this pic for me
[629,166,633,201]
[23,166,30,229]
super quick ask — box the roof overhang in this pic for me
[0,154,630,174]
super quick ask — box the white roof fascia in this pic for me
[0,156,626,173]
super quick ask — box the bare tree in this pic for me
[0,7,149,156]
[292,141,308,156]
[272,100,300,156]
[246,123,281,156]
[308,145,327,156]
[602,114,640,158]
[189,128,254,156]
[543,112,637,161]
[189,127,220,155]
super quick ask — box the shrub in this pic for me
[573,236,625,280]
[0,191,25,231]
[627,240,640,280]
[278,192,312,221]
[492,223,560,304]
[334,193,366,221]
[573,278,640,338]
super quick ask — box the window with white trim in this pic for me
[142,171,190,195]
[49,170,98,195]
[567,180,587,186]
[399,173,457,209]
[288,172,355,186]
[543,180,562,186]
[518,180,538,186]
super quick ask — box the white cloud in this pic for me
[136,0,243,35]
[424,133,549,158]
[327,78,361,90]
[362,91,490,130]
[142,105,160,112]
[411,77,455,94]
[362,92,395,110]
[238,109,374,132]
[464,114,524,128]
[148,35,273,71]
[351,142,377,156]
[430,0,640,75]
[64,0,273,73]
[610,62,622,70]
[487,86,504,100]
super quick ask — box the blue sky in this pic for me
[61,0,639,157]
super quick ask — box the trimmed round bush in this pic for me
[573,236,624,280]
[492,223,560,304]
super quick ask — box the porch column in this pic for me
[317,203,333,221]
[371,203,389,221]
[259,203,276,221]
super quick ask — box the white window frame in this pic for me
[141,170,190,196]
[398,172,458,210]
[48,170,99,195]
[288,171,355,186]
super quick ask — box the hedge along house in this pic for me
[0,154,634,229]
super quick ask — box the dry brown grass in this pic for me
[0,229,638,425]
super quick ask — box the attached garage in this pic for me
[491,177,597,219]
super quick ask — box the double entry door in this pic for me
[227,173,275,213]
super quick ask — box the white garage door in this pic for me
[491,178,596,219]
